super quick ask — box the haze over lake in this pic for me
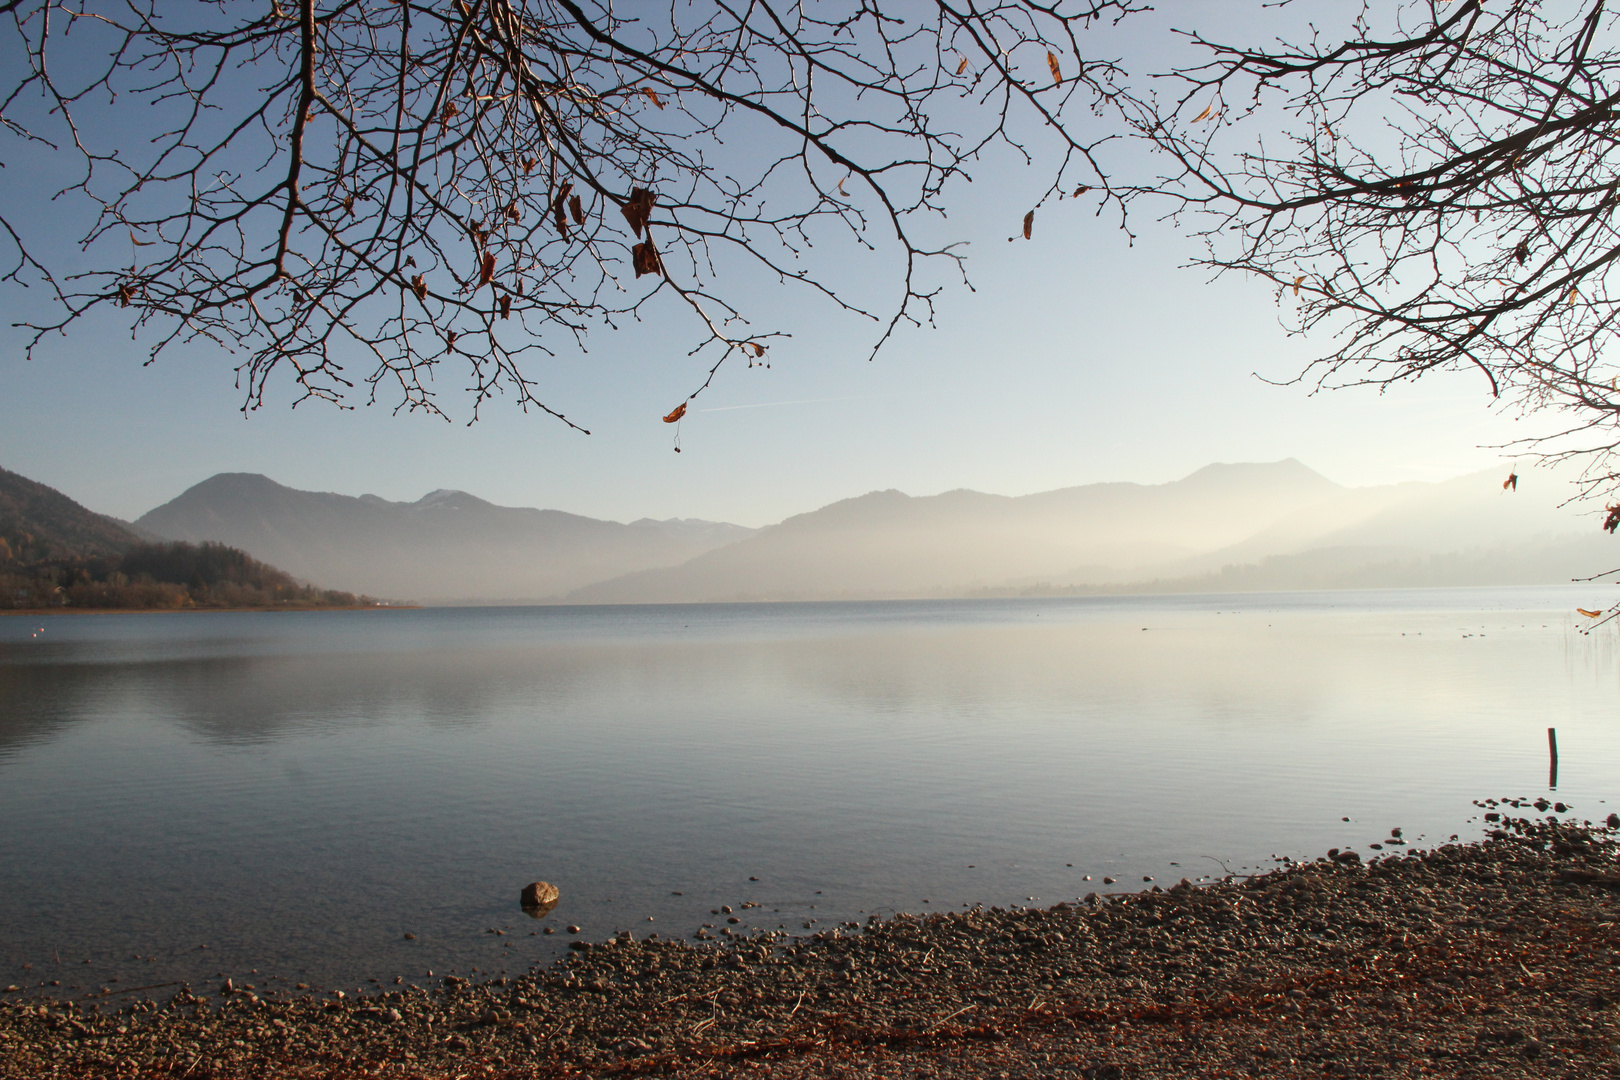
[3,588,1617,997]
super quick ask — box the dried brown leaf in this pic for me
[569,194,585,225]
[553,181,574,236]
[1022,210,1034,240]
[1192,104,1214,123]
[479,252,495,286]
[956,56,969,76]
[632,240,662,278]
[663,402,687,424]
[621,188,655,238]
[1047,51,1062,86]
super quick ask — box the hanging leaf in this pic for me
[632,239,662,277]
[1605,504,1620,534]
[1293,275,1304,296]
[479,252,495,286]
[1514,239,1530,264]
[663,402,687,423]
[1503,471,1517,491]
[117,283,135,307]
[409,274,427,300]
[128,230,152,247]
[644,87,664,109]
[1192,103,1214,123]
[1569,286,1580,305]
[1022,210,1034,240]
[506,203,520,222]
[621,188,655,237]
[498,294,511,320]
[552,181,574,236]
[956,55,969,75]
[1072,185,1091,197]
[1047,51,1062,86]
[569,194,585,225]
[837,175,848,195]
[1578,608,1604,618]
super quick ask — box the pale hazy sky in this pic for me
[0,3,1551,527]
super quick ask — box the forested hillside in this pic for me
[1,468,372,610]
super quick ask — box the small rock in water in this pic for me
[402,933,416,940]
[1608,813,1619,829]
[1102,877,1116,885]
[566,925,581,934]
[520,881,560,917]
[1554,802,1568,813]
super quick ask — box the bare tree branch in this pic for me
[0,0,1145,432]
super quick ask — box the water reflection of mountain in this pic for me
[0,648,598,755]
[0,664,105,760]
[2,597,1605,763]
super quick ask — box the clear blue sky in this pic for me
[0,3,1544,527]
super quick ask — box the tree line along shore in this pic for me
[1,812,1616,1079]
[0,539,374,612]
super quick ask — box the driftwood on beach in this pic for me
[2,814,1618,1079]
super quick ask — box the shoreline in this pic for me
[3,812,1617,1078]
[0,604,415,617]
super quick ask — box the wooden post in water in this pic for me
[1548,727,1559,790]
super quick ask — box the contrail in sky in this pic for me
[697,395,875,412]
[699,389,953,413]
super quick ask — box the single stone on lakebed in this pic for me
[520,881,559,917]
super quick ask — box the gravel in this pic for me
[4,812,1619,1078]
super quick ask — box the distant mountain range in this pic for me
[561,459,1610,603]
[4,458,1603,605]
[135,473,756,603]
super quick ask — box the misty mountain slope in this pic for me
[136,474,754,601]
[1296,466,1594,551]
[1029,465,1596,590]
[564,460,1358,603]
[0,465,145,561]
[567,460,1610,604]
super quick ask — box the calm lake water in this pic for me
[3,588,1618,998]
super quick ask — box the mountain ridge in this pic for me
[118,459,1612,605]
[136,473,757,603]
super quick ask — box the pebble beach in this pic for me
[4,810,1619,1079]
